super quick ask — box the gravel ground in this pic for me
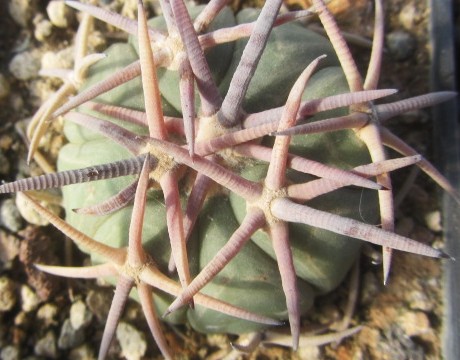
[0,0,455,359]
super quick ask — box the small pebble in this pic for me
[0,74,10,100]
[86,290,111,322]
[34,17,53,42]
[408,290,433,312]
[34,330,58,359]
[8,50,41,80]
[58,319,85,350]
[20,284,41,312]
[398,311,431,337]
[47,1,74,28]
[298,345,321,360]
[15,192,60,226]
[41,47,74,71]
[70,300,93,330]
[0,230,20,265]
[0,346,20,360]
[69,344,95,360]
[0,277,17,311]
[399,2,418,30]
[8,0,38,27]
[37,303,58,327]
[0,199,25,232]
[386,30,417,61]
[424,211,442,232]
[116,322,147,360]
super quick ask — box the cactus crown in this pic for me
[0,0,457,358]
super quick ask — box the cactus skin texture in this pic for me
[59,5,374,333]
[0,0,456,358]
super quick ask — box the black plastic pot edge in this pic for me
[430,0,459,359]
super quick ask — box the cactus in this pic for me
[0,0,457,358]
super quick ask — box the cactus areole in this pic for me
[58,6,375,333]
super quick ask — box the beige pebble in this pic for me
[408,290,433,311]
[15,192,61,226]
[20,284,41,312]
[424,211,442,232]
[47,1,74,28]
[298,345,321,360]
[116,322,147,360]
[70,300,93,330]
[41,47,75,71]
[9,50,41,80]
[37,303,58,327]
[34,18,53,42]
[0,276,17,312]
[8,0,38,27]
[398,311,431,337]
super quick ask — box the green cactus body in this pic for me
[57,6,377,333]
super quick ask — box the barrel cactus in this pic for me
[0,0,456,358]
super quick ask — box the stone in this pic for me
[0,276,17,311]
[386,30,416,61]
[70,300,93,330]
[58,319,85,350]
[41,47,74,72]
[424,211,442,232]
[34,330,58,358]
[8,0,38,27]
[47,1,74,28]
[116,322,147,360]
[398,311,431,337]
[0,199,24,232]
[0,230,20,265]
[34,17,53,42]
[86,290,111,322]
[37,303,58,327]
[0,346,20,360]
[15,192,60,226]
[20,284,41,312]
[69,344,95,360]
[8,51,41,81]
[298,345,321,360]
[408,289,433,312]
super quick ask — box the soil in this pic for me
[0,0,457,359]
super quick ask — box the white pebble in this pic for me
[0,346,19,360]
[9,50,41,80]
[34,330,58,358]
[37,303,58,327]
[41,47,75,71]
[398,311,431,337]
[15,192,61,226]
[47,1,74,28]
[70,300,93,330]
[34,18,53,42]
[0,276,17,312]
[298,345,321,360]
[8,0,38,27]
[69,344,95,360]
[0,199,24,232]
[116,322,147,360]
[424,211,442,232]
[408,289,433,311]
[20,284,41,312]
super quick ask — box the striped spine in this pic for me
[0,155,150,193]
